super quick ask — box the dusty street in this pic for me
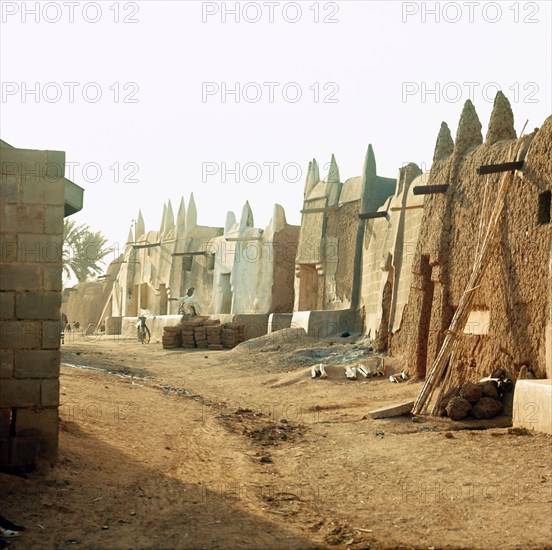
[2,331,551,549]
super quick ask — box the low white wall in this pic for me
[291,309,355,338]
[513,379,552,435]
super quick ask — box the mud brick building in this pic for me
[391,95,552,383]
[0,139,83,467]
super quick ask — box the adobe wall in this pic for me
[547,239,552,378]
[392,109,551,384]
[360,165,424,348]
[271,223,299,313]
[63,281,104,331]
[325,200,360,310]
[0,146,65,466]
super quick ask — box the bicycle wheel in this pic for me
[144,326,151,344]
[138,328,144,344]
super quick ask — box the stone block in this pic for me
[0,320,41,349]
[15,407,58,437]
[0,264,42,291]
[43,265,63,291]
[0,379,40,407]
[10,436,36,466]
[0,350,13,378]
[44,205,65,235]
[1,204,45,233]
[0,234,17,262]
[46,151,65,177]
[0,438,9,464]
[17,234,63,263]
[41,379,60,407]
[16,291,61,320]
[0,409,11,437]
[20,175,65,206]
[15,350,60,378]
[0,291,14,319]
[0,175,18,203]
[42,321,61,349]
[0,148,48,174]
[36,436,58,461]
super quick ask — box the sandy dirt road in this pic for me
[1,332,551,549]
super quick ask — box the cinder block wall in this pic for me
[0,146,65,466]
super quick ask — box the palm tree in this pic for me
[63,220,114,283]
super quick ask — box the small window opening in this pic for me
[538,191,551,225]
[182,255,193,272]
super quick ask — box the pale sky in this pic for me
[2,0,551,273]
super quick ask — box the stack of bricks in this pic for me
[1,145,66,467]
[205,320,223,350]
[181,322,196,348]
[194,323,208,348]
[221,322,245,348]
[162,325,182,349]
[181,317,208,348]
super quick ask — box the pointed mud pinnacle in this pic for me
[454,100,483,156]
[433,122,454,162]
[486,91,516,145]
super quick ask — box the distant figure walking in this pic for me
[60,311,68,344]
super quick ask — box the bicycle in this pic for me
[136,316,151,344]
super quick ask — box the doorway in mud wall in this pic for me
[159,284,168,315]
[415,255,435,377]
[298,264,320,311]
[220,273,232,314]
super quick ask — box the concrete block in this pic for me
[20,175,65,206]
[43,265,63,291]
[0,438,9,464]
[0,175,18,203]
[16,291,61,320]
[0,409,11,437]
[0,379,40,407]
[46,151,66,178]
[42,321,61,349]
[513,379,552,435]
[369,401,415,419]
[10,436,36,466]
[41,379,60,407]
[44,205,65,235]
[0,148,48,174]
[0,234,17,262]
[0,291,14,319]
[17,234,63,263]
[0,204,45,233]
[0,350,13,378]
[15,350,60,378]
[0,320,41,349]
[0,264,42,291]
[36,436,58,461]
[15,407,58,437]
